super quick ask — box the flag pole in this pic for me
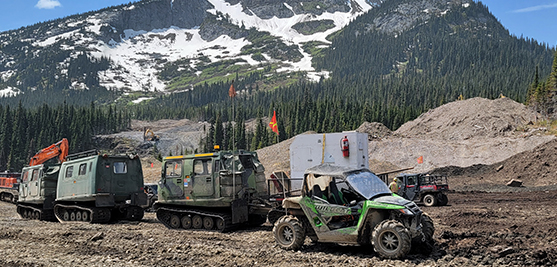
[229,80,236,200]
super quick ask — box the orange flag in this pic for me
[228,80,237,98]
[417,156,423,164]
[269,110,279,135]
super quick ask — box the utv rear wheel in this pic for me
[273,215,306,250]
[372,220,411,259]
[437,194,448,206]
[423,194,437,207]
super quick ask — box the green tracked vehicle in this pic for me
[154,149,271,232]
[53,150,148,223]
[273,163,434,259]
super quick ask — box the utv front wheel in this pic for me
[372,220,411,259]
[273,215,306,250]
[423,194,437,207]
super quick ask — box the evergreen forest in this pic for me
[0,102,131,172]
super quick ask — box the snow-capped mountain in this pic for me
[0,0,482,104]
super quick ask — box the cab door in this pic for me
[29,169,41,197]
[191,158,214,197]
[161,159,184,198]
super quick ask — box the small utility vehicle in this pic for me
[273,164,433,259]
[395,173,449,207]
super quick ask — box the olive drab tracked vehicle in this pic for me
[154,150,270,232]
[53,150,147,223]
[273,164,434,260]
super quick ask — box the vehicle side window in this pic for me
[206,160,212,175]
[66,166,74,178]
[408,176,416,186]
[193,159,211,175]
[165,161,182,177]
[214,160,221,172]
[22,171,29,182]
[78,163,87,175]
[113,162,127,174]
[193,160,203,175]
[31,169,39,181]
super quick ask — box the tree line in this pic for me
[0,102,131,172]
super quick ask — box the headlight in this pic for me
[399,208,414,215]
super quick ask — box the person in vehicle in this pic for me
[389,177,399,193]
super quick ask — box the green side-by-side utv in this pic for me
[273,163,434,259]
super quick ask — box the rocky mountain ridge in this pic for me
[0,0,484,104]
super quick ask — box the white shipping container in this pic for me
[289,132,369,189]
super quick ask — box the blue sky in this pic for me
[0,0,555,47]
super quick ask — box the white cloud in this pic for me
[512,3,557,13]
[35,0,62,9]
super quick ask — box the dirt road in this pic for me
[1,189,555,267]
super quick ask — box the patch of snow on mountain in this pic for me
[206,0,372,80]
[91,27,250,92]
[1,70,15,81]
[0,87,21,97]
[132,97,154,104]
[86,18,103,35]
[35,29,80,47]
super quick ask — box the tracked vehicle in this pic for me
[0,172,20,203]
[273,164,434,259]
[53,150,147,223]
[17,139,69,221]
[155,150,270,232]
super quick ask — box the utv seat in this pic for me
[311,184,326,201]
[328,181,347,205]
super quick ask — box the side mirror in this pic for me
[350,200,356,206]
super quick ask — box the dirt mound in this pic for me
[395,97,541,140]
[369,97,555,174]
[356,121,392,139]
[432,139,557,191]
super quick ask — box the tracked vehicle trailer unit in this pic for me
[54,150,147,223]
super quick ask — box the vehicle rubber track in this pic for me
[156,206,235,232]
[0,191,18,204]
[16,204,56,221]
[54,204,111,223]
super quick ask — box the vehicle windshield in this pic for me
[346,171,391,199]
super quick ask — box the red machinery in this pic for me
[28,138,69,166]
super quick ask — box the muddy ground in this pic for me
[1,189,556,267]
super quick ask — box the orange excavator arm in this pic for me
[29,138,69,166]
